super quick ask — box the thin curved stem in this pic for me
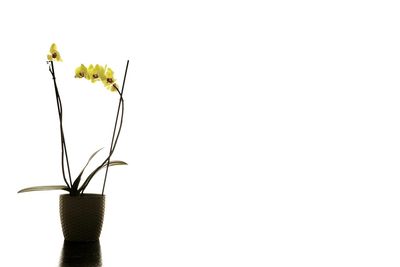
[49,61,72,188]
[101,60,129,195]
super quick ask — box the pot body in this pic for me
[60,194,105,242]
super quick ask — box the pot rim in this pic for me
[60,193,105,198]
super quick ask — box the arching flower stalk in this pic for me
[74,61,130,195]
[48,44,72,189]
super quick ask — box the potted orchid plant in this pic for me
[18,44,130,241]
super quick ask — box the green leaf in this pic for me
[71,148,104,194]
[78,160,128,193]
[85,148,104,169]
[70,176,81,196]
[104,160,128,167]
[18,185,69,193]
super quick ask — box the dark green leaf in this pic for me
[18,185,69,193]
[71,148,104,193]
[103,160,128,167]
[70,176,81,195]
[78,160,128,193]
[85,148,104,168]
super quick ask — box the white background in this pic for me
[1,0,400,266]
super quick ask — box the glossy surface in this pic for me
[11,191,268,266]
[12,194,134,266]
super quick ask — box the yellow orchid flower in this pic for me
[75,64,119,92]
[74,64,88,79]
[87,64,105,83]
[102,67,119,92]
[47,43,62,62]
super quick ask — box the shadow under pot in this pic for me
[59,194,105,242]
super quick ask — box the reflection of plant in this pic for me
[19,43,130,196]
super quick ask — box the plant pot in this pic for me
[60,194,105,242]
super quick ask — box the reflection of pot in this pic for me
[60,194,105,242]
[59,240,102,266]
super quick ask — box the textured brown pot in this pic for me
[60,194,105,242]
